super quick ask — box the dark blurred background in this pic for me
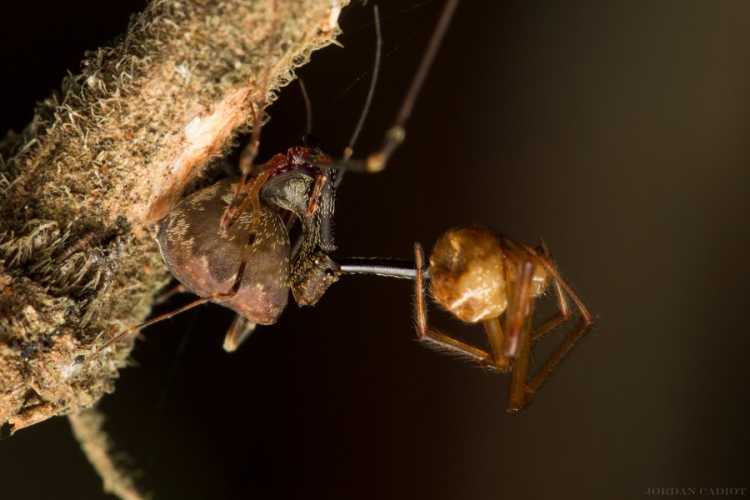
[1,1,749,499]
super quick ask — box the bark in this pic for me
[0,0,346,435]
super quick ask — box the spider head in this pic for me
[284,146,330,170]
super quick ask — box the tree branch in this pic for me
[69,408,150,500]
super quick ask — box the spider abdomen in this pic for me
[428,227,508,323]
[157,179,290,325]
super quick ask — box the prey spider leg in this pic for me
[526,319,593,397]
[413,243,491,363]
[531,241,571,341]
[506,261,535,411]
[537,251,593,324]
[482,319,511,372]
[518,246,595,406]
[503,260,535,358]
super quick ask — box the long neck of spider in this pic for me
[337,257,424,280]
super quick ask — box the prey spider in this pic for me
[416,229,593,412]
[336,224,594,413]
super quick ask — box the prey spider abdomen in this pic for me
[430,227,510,323]
[428,227,550,326]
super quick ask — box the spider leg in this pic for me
[304,172,329,218]
[153,282,189,306]
[222,52,281,231]
[220,103,269,230]
[319,0,460,175]
[532,282,570,341]
[507,257,594,411]
[92,254,252,357]
[238,103,263,181]
[413,243,490,363]
[482,318,512,372]
[93,295,214,355]
[503,261,535,358]
[222,314,257,353]
[532,241,571,341]
[537,252,593,324]
[526,318,593,399]
[523,259,594,400]
[505,262,535,411]
[220,154,284,231]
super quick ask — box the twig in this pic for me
[69,408,149,500]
